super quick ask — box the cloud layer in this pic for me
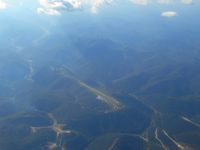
[36,0,193,17]
[181,0,193,4]
[0,0,194,17]
[37,0,113,15]
[130,0,148,5]
[130,0,193,5]
[0,0,6,9]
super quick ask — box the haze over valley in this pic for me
[0,0,200,150]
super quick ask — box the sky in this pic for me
[0,0,196,17]
[0,0,199,55]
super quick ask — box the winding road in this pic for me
[163,130,184,150]
[181,116,200,128]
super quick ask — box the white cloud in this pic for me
[161,11,177,17]
[36,0,194,16]
[37,0,81,16]
[37,7,61,16]
[131,0,193,5]
[130,0,148,5]
[0,0,7,9]
[87,0,113,14]
[181,0,193,5]
[37,0,113,15]
[157,0,172,4]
